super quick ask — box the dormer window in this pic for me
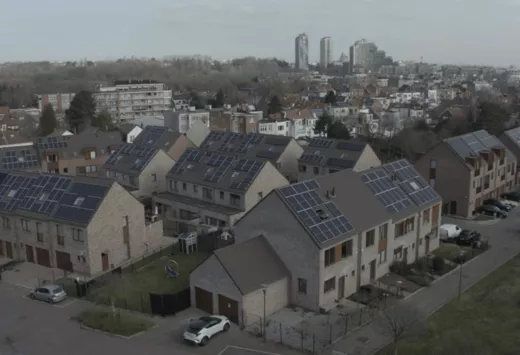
[73,197,85,206]
[7,189,17,198]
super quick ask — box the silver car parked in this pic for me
[29,284,67,303]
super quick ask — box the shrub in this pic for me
[411,258,429,272]
[389,261,410,276]
[432,256,445,273]
[407,274,432,287]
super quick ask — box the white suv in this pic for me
[183,315,231,346]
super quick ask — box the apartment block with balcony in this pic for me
[261,109,319,139]
[131,125,195,160]
[103,143,175,199]
[199,131,304,182]
[152,148,289,234]
[36,93,76,114]
[94,80,173,122]
[189,159,441,323]
[298,137,381,181]
[35,129,123,176]
[164,109,210,134]
[415,130,516,217]
[0,172,165,276]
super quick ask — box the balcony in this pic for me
[484,184,490,190]
[36,233,44,243]
[476,186,482,194]
[57,235,65,246]
[501,175,506,181]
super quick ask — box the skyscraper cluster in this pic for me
[294,33,333,71]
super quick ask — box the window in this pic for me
[429,159,436,179]
[21,219,29,232]
[63,168,68,174]
[324,247,336,267]
[342,240,353,258]
[423,209,430,224]
[220,191,225,199]
[85,165,97,173]
[324,277,336,293]
[73,197,85,206]
[90,151,96,160]
[202,188,213,200]
[394,246,403,260]
[379,223,388,240]
[298,278,307,294]
[2,216,10,230]
[313,166,320,175]
[205,216,224,227]
[395,222,405,238]
[193,185,198,194]
[365,229,375,247]
[152,174,157,182]
[72,228,84,243]
[430,159,437,169]
[230,193,241,206]
[56,224,64,245]
[299,164,307,173]
[183,183,187,191]
[379,250,387,264]
[405,217,415,233]
[57,235,64,246]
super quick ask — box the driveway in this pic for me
[327,209,520,355]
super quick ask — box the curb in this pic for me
[78,323,157,339]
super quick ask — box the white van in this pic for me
[439,224,462,241]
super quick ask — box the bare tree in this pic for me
[375,304,426,355]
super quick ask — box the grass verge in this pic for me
[76,309,154,337]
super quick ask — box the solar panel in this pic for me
[309,138,334,148]
[52,181,109,224]
[326,158,355,169]
[132,126,168,146]
[170,148,205,175]
[264,136,289,146]
[236,133,263,153]
[36,136,69,151]
[336,141,365,151]
[256,151,280,160]
[229,159,264,190]
[278,180,354,244]
[1,148,40,171]
[203,155,234,182]
[200,131,226,149]
[383,160,440,207]
[362,168,414,213]
[299,154,325,164]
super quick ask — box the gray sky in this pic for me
[1,0,519,66]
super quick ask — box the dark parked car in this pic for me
[457,229,481,246]
[475,204,508,218]
[501,192,520,202]
[483,199,512,211]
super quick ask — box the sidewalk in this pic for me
[327,215,520,355]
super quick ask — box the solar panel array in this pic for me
[200,131,226,149]
[203,155,235,182]
[229,159,264,190]
[445,131,507,160]
[1,149,39,170]
[336,141,365,152]
[170,149,206,174]
[218,133,242,153]
[256,150,280,160]
[299,154,325,164]
[361,168,414,213]
[264,136,290,146]
[383,160,440,206]
[279,180,354,244]
[105,143,156,171]
[133,126,168,146]
[36,136,69,151]
[309,138,334,148]
[235,133,263,153]
[0,172,109,225]
[327,158,355,169]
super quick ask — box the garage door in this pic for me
[195,287,213,314]
[218,294,239,324]
[35,247,51,267]
[56,251,73,272]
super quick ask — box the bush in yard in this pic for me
[390,261,410,276]
[411,258,429,272]
[407,275,432,287]
[432,256,445,273]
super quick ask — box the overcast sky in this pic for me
[1,0,520,66]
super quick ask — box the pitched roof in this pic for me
[0,143,40,171]
[444,129,515,162]
[503,127,520,150]
[269,109,315,120]
[199,131,293,163]
[272,159,440,248]
[118,123,138,135]
[35,130,122,158]
[131,125,182,151]
[0,171,113,226]
[103,143,161,176]
[167,148,268,194]
[299,138,369,170]
[214,235,289,295]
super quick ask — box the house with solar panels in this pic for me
[189,159,441,322]
[416,130,517,217]
[103,143,175,198]
[130,125,195,161]
[198,131,304,182]
[297,138,381,181]
[0,142,41,172]
[499,127,520,186]
[152,148,289,234]
[35,129,122,176]
[0,172,165,276]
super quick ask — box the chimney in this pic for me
[331,187,336,197]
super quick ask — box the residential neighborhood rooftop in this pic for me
[444,129,514,162]
[299,137,368,169]
[103,143,160,176]
[35,130,121,158]
[132,125,182,151]
[0,142,40,171]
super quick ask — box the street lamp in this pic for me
[458,250,466,299]
[261,284,267,342]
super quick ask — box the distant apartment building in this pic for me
[36,93,76,114]
[94,80,173,122]
[349,39,377,74]
[211,110,264,134]
[259,109,318,139]
[164,108,210,134]
[320,37,332,67]
[295,33,309,71]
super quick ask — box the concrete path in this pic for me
[327,211,520,355]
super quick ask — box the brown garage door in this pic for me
[5,241,13,259]
[218,294,239,324]
[56,251,73,272]
[35,247,51,267]
[195,287,213,314]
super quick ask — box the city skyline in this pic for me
[2,0,520,66]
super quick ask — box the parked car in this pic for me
[475,204,508,218]
[29,284,67,303]
[457,229,481,246]
[483,199,512,212]
[183,316,231,346]
[439,224,462,242]
[501,192,520,202]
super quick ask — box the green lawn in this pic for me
[77,309,154,336]
[378,253,520,355]
[86,250,209,313]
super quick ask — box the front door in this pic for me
[26,245,34,263]
[5,242,13,259]
[403,247,408,263]
[338,276,345,299]
[425,237,430,255]
[449,201,457,215]
[102,253,109,271]
[370,260,376,281]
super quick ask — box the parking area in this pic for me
[219,346,281,355]
[0,260,78,289]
